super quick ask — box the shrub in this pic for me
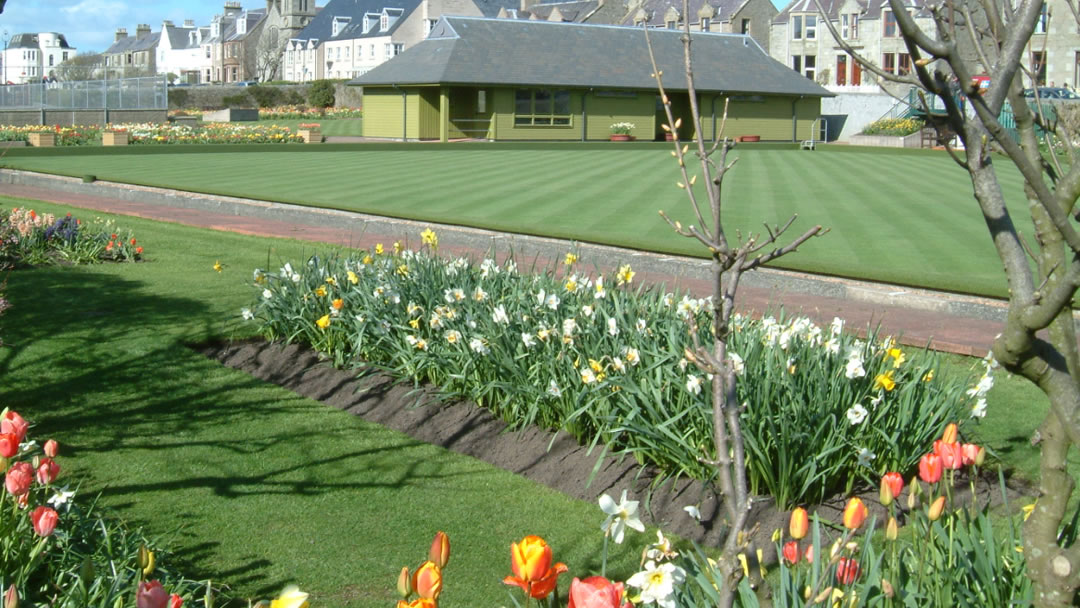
[247,85,283,108]
[307,79,335,108]
[860,117,925,136]
[168,88,190,109]
[221,94,250,108]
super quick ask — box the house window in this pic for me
[478,90,486,113]
[666,20,677,29]
[1032,50,1046,85]
[898,53,911,75]
[345,46,350,57]
[62,52,69,61]
[370,44,375,58]
[701,17,711,31]
[883,10,898,37]
[792,14,802,39]
[514,89,571,126]
[836,54,847,85]
[741,18,750,34]
[381,14,389,30]
[48,55,53,66]
[804,55,816,80]
[882,52,895,74]
[882,52,911,75]
[841,13,858,38]
[385,43,392,58]
[804,15,816,39]
[206,46,211,58]
[1035,3,1048,33]
[393,43,403,55]
[792,55,801,73]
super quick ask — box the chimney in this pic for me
[184,19,195,27]
[224,1,242,16]
[115,28,128,42]
[520,0,539,12]
[136,24,151,39]
[162,20,174,27]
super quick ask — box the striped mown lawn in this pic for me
[257,117,363,136]
[1,143,1030,297]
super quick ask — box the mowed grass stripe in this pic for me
[3,145,1035,296]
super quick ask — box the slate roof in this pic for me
[226,9,267,42]
[103,35,139,55]
[352,16,832,96]
[773,0,927,24]
[619,0,758,26]
[293,0,420,42]
[7,33,40,49]
[523,1,600,21]
[163,24,196,49]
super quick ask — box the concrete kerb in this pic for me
[0,168,1017,326]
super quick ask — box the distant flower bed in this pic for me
[123,122,302,144]
[860,117,925,136]
[0,124,101,146]
[0,207,143,268]
[167,106,363,120]
[242,234,989,509]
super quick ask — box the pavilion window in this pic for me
[514,89,572,126]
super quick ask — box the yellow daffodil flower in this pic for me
[874,370,896,392]
[375,244,384,255]
[564,252,578,265]
[270,585,310,608]
[421,228,438,249]
[213,261,224,273]
[314,286,327,298]
[347,270,359,284]
[616,264,635,285]
[315,314,331,329]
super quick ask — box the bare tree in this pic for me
[644,9,826,606]
[56,52,104,81]
[815,0,1080,604]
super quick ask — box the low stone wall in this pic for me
[167,82,361,110]
[0,109,166,126]
[847,132,923,148]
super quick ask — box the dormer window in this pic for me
[332,16,351,36]
[363,12,379,33]
[883,10,898,37]
[381,13,389,30]
[841,13,858,38]
[666,20,677,28]
[791,14,815,39]
[701,17,710,31]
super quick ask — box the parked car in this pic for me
[236,80,258,87]
[1022,87,1080,100]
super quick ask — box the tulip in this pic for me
[43,439,58,458]
[567,576,631,608]
[880,472,903,507]
[941,422,958,444]
[169,595,183,608]
[396,600,436,608]
[0,411,27,443]
[789,507,809,540]
[136,581,170,608]
[0,433,17,459]
[935,440,963,470]
[885,516,899,541]
[429,531,450,569]
[411,561,442,600]
[396,566,411,598]
[803,543,814,564]
[31,506,58,537]
[842,497,868,530]
[782,541,800,565]
[835,557,861,585]
[928,495,946,521]
[35,458,59,485]
[503,535,569,599]
[961,443,983,467]
[918,453,943,484]
[5,462,32,496]
[4,584,17,608]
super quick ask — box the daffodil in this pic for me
[627,560,685,608]
[616,264,635,285]
[315,314,331,329]
[374,243,384,255]
[564,252,578,266]
[213,260,224,273]
[270,585,310,608]
[421,228,438,249]
[873,371,896,392]
[598,489,645,543]
[347,270,359,284]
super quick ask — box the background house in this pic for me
[156,20,208,84]
[103,24,159,78]
[352,16,830,141]
[0,32,75,83]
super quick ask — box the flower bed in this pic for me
[0,122,305,145]
[0,207,143,268]
[167,106,363,120]
[243,234,989,509]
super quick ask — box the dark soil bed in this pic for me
[195,339,1033,569]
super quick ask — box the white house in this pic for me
[155,20,210,83]
[1,32,76,83]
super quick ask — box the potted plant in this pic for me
[297,122,322,144]
[609,122,635,142]
[102,126,129,146]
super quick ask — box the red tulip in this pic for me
[567,576,632,608]
[803,543,814,564]
[411,561,442,600]
[5,462,32,496]
[836,557,861,585]
[31,506,58,537]
[429,531,450,569]
[789,507,809,540]
[961,443,983,466]
[136,581,169,608]
[0,433,17,459]
[881,472,904,504]
[0,411,27,443]
[35,458,60,485]
[169,594,183,608]
[918,453,943,484]
[503,535,569,599]
[43,439,58,458]
[842,497,868,530]
[935,440,963,470]
[782,541,800,565]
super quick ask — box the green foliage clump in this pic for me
[168,88,190,109]
[247,85,283,108]
[221,94,250,108]
[861,117,926,136]
[245,245,984,509]
[307,80,335,108]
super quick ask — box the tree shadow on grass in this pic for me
[0,265,489,600]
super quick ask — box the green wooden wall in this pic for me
[704,95,822,141]
[583,93,655,141]
[362,88,406,139]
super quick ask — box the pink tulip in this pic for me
[0,433,17,459]
[136,581,170,608]
[961,443,983,466]
[5,461,32,496]
[935,440,963,470]
[31,506,58,536]
[0,412,27,443]
[567,576,632,608]
[43,439,58,458]
[35,458,60,485]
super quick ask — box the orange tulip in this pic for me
[411,561,442,600]
[880,472,903,506]
[918,453,943,484]
[842,497,868,530]
[934,440,963,470]
[396,600,436,608]
[429,531,450,569]
[803,543,814,564]
[941,422,958,444]
[928,495,946,521]
[836,557,861,585]
[789,507,809,540]
[503,535,568,600]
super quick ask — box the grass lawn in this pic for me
[0,143,1030,299]
[0,191,1073,604]
[257,117,363,136]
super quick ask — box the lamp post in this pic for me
[2,30,8,85]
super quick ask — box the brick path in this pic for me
[0,179,1008,357]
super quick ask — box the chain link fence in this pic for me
[0,76,167,110]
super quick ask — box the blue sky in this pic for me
[0,0,789,53]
